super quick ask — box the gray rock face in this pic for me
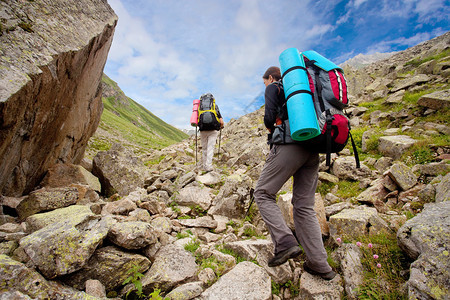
[397,202,450,299]
[0,254,97,299]
[386,162,417,191]
[93,144,149,196]
[417,89,450,109]
[378,135,417,159]
[164,281,204,300]
[176,186,214,211]
[329,206,391,238]
[299,272,343,299]
[19,215,110,279]
[16,187,79,220]
[199,261,272,300]
[107,221,158,250]
[435,172,450,202]
[334,244,364,299]
[390,74,431,92]
[208,173,252,218]
[0,0,117,197]
[140,244,198,294]
[63,245,151,292]
[331,156,371,181]
[25,204,94,232]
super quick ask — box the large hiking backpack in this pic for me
[198,93,221,131]
[280,50,360,167]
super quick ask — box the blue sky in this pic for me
[104,0,449,130]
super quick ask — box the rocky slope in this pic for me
[0,30,449,300]
[341,51,397,69]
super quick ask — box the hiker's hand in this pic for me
[220,118,224,129]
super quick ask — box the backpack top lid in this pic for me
[200,93,214,101]
[302,50,342,72]
[199,93,215,111]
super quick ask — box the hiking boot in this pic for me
[303,262,336,280]
[268,246,302,267]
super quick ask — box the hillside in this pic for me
[1,30,449,300]
[84,74,188,158]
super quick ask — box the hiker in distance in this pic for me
[197,93,224,172]
[253,66,336,280]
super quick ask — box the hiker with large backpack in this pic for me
[253,65,336,280]
[197,93,224,172]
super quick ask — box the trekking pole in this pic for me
[244,188,255,218]
[216,128,222,160]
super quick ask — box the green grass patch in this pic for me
[401,136,450,166]
[358,98,385,116]
[216,245,249,264]
[336,180,364,199]
[184,239,200,253]
[144,155,166,166]
[271,280,300,297]
[338,233,410,299]
[404,48,450,67]
[86,74,189,156]
[316,181,335,197]
[87,137,112,152]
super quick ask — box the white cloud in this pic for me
[304,24,335,39]
[414,0,449,22]
[365,31,433,53]
[103,0,447,130]
[353,0,369,9]
[107,0,200,100]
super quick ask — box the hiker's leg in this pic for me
[291,151,332,273]
[200,130,210,169]
[254,144,307,253]
[205,130,218,170]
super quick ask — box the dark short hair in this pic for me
[263,66,281,81]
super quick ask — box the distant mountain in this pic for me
[341,52,397,69]
[85,74,188,157]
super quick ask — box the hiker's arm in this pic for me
[216,105,224,128]
[263,84,278,132]
[216,105,222,119]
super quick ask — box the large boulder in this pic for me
[0,254,98,299]
[137,244,198,294]
[92,144,149,196]
[0,0,117,196]
[199,261,272,300]
[19,214,110,279]
[397,202,450,299]
[40,163,101,193]
[107,221,158,250]
[208,173,252,218]
[417,89,450,110]
[329,206,391,238]
[16,187,79,220]
[25,204,94,232]
[378,135,417,159]
[62,246,151,292]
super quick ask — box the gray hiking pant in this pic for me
[200,130,219,170]
[254,144,332,273]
